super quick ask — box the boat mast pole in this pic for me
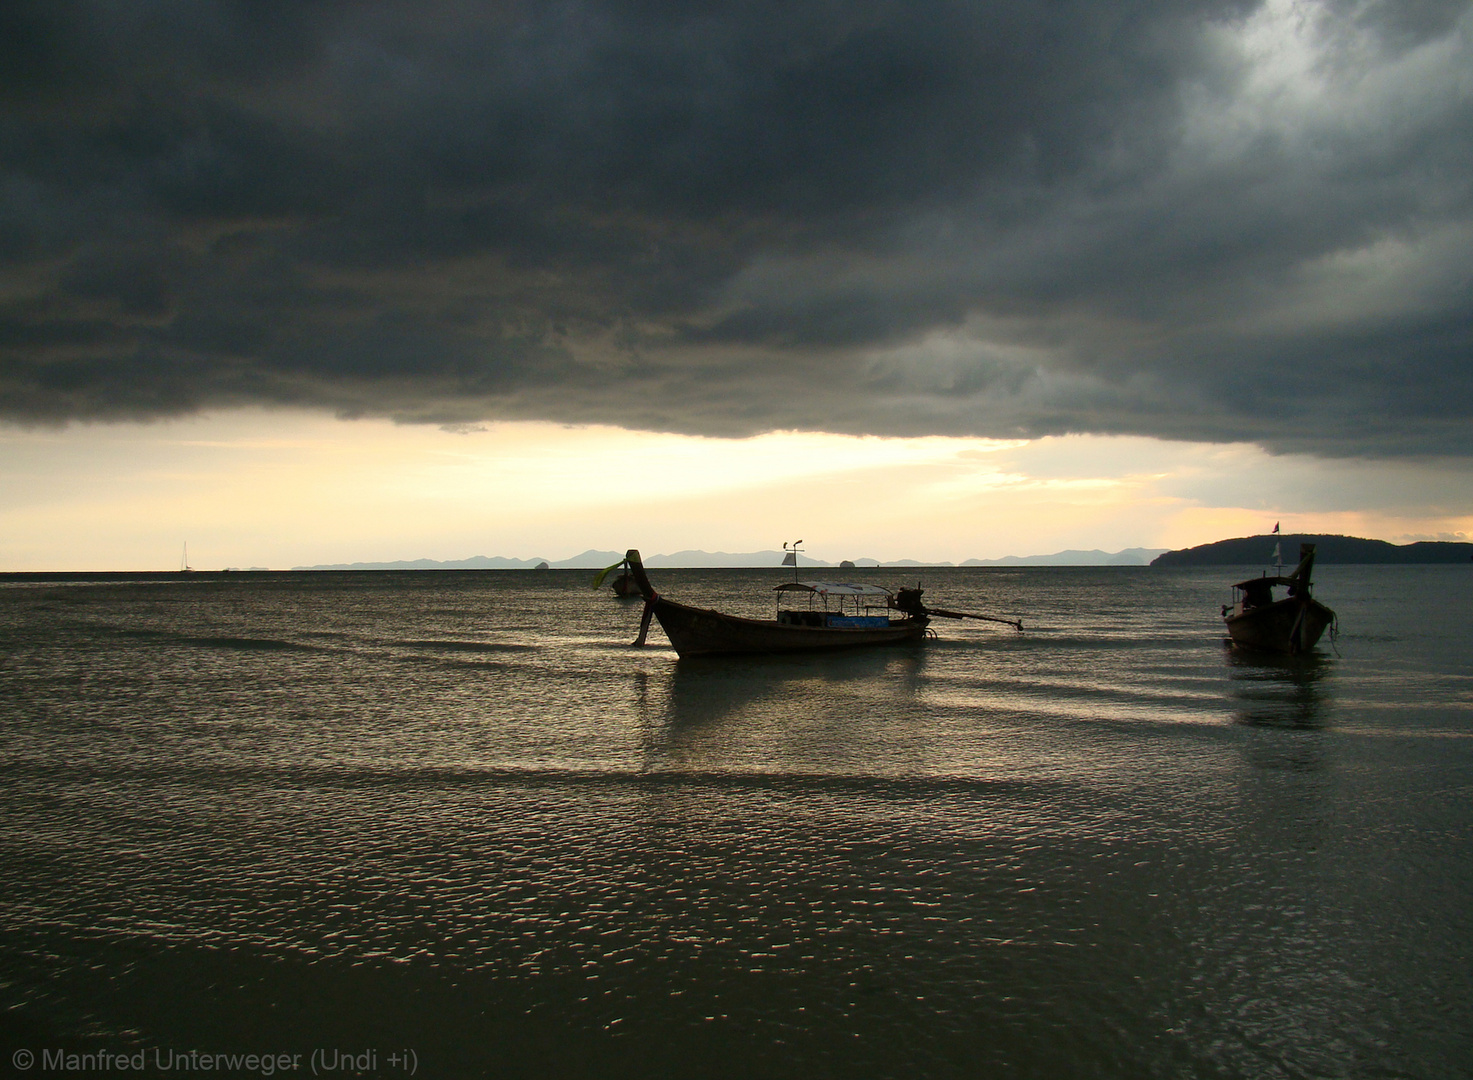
[782,540,803,582]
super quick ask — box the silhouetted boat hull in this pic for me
[646,594,928,657]
[1224,595,1335,654]
[1222,542,1337,655]
[617,548,1024,659]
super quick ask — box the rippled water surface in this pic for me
[1,566,1469,1077]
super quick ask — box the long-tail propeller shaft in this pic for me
[926,607,1024,631]
[894,587,1023,631]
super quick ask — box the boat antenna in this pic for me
[782,540,804,581]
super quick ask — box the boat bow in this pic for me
[623,549,660,645]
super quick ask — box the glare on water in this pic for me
[0,565,1468,1077]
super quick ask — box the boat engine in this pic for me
[893,587,927,617]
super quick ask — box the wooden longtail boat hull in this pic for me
[1224,596,1335,655]
[649,595,929,658]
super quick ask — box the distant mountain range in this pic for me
[962,548,1167,566]
[1152,534,1473,566]
[290,534,1473,571]
[293,546,1169,570]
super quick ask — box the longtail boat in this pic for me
[591,555,644,599]
[617,548,1022,658]
[1222,542,1337,654]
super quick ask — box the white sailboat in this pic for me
[180,543,193,573]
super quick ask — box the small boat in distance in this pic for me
[1222,542,1336,655]
[180,543,193,574]
[618,548,1022,658]
[591,555,643,599]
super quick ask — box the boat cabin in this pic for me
[773,581,897,629]
[1223,543,1319,619]
[1223,572,1309,618]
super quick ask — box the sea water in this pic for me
[0,566,1469,1077]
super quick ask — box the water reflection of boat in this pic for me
[619,548,1021,659]
[1222,543,1336,655]
[1226,649,1330,730]
[652,648,932,735]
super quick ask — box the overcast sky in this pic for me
[2,1,1470,568]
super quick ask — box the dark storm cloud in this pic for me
[1,0,1470,454]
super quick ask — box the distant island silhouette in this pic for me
[1152,534,1473,566]
[294,546,1169,571]
[254,537,1473,572]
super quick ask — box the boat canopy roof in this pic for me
[773,581,894,597]
[1231,574,1299,590]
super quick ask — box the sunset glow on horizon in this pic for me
[3,411,1468,571]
